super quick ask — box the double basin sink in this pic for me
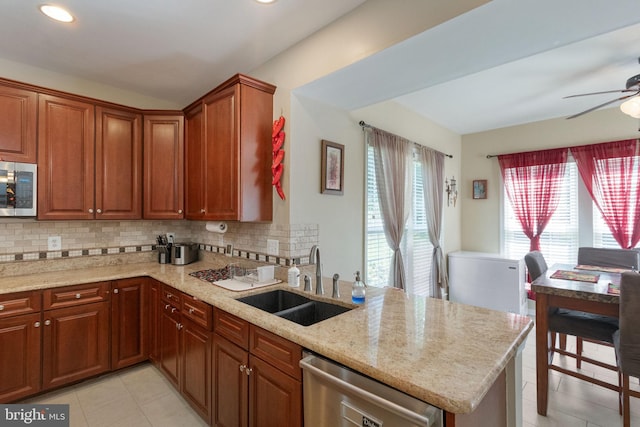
[236,289,353,326]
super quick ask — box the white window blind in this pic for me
[503,161,579,265]
[365,145,433,297]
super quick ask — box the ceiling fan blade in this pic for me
[563,89,636,99]
[566,91,640,119]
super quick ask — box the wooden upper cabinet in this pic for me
[184,103,204,220]
[143,114,184,219]
[37,94,95,220]
[185,74,275,222]
[95,107,142,219]
[0,85,37,163]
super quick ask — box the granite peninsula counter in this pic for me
[0,258,533,422]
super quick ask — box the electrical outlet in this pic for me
[166,233,175,244]
[48,236,62,251]
[267,239,279,255]
[226,244,233,257]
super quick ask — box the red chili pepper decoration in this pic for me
[272,115,286,200]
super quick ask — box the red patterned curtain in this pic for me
[570,139,640,249]
[498,148,568,251]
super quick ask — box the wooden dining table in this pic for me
[531,263,622,416]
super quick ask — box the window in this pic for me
[503,161,579,264]
[503,159,639,262]
[365,146,433,296]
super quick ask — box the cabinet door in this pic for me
[184,103,204,220]
[111,277,147,370]
[95,107,142,219]
[202,86,239,220]
[148,280,160,363]
[0,85,37,163]
[212,335,249,427]
[143,114,184,219]
[159,303,181,388]
[38,94,95,220]
[42,301,110,390]
[182,319,211,423]
[249,355,302,427]
[0,313,41,402]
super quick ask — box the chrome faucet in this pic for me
[332,273,340,298]
[309,245,324,295]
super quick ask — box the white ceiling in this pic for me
[297,0,640,134]
[0,0,366,106]
[2,0,640,134]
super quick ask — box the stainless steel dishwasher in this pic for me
[300,353,443,427]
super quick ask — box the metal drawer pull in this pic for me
[239,365,246,373]
[113,289,119,294]
[0,304,4,311]
[165,304,171,310]
[75,293,81,299]
[188,308,195,314]
[171,307,177,313]
[44,320,51,326]
[176,323,183,330]
[34,321,40,328]
[245,367,252,376]
[167,293,173,298]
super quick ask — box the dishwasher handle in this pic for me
[300,355,440,426]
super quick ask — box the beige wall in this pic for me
[460,107,640,253]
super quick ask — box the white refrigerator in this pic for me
[448,251,527,315]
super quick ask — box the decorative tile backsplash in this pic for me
[0,219,318,267]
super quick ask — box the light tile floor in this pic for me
[22,363,208,427]
[22,325,640,427]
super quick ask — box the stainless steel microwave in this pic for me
[0,161,37,217]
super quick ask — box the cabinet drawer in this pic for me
[214,309,249,349]
[0,291,41,319]
[250,325,302,380]
[161,286,182,306]
[182,296,212,331]
[43,282,110,310]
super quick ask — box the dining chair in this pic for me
[525,250,619,379]
[614,271,640,427]
[574,247,639,369]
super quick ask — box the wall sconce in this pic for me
[445,176,457,207]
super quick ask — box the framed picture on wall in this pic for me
[321,139,344,195]
[473,179,488,199]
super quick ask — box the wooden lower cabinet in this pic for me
[212,335,249,427]
[111,277,148,370]
[148,279,161,363]
[212,310,302,427]
[159,301,182,388]
[42,301,110,390]
[181,318,212,423]
[0,312,41,402]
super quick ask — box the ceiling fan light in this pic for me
[620,97,640,119]
[39,4,74,23]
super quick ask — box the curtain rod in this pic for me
[359,120,453,158]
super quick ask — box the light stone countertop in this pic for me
[0,258,533,415]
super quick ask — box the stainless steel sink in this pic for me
[236,289,352,326]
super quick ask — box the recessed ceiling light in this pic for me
[254,0,277,4]
[39,4,75,23]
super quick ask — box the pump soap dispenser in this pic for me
[352,271,365,304]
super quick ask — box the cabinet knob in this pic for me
[188,308,195,314]
[239,364,246,373]
[34,321,41,328]
[97,208,102,214]
[245,367,253,376]
[176,323,183,330]
[113,289,119,294]
[89,208,94,213]
[0,304,4,311]
[178,209,183,214]
[200,209,205,213]
[75,293,81,299]
[44,320,51,326]
[167,293,173,298]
